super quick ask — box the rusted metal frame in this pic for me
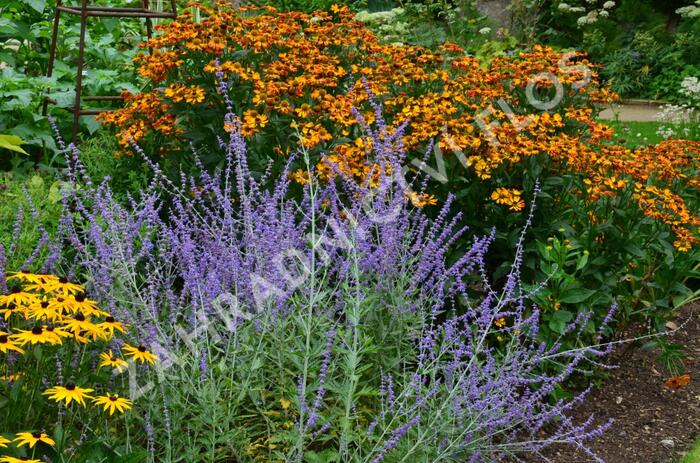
[42,0,64,116]
[43,0,178,143]
[57,6,176,18]
[71,0,89,143]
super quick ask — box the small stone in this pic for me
[615,396,623,404]
[661,438,675,449]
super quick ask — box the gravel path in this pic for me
[598,103,663,122]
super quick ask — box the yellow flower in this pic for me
[0,435,9,448]
[60,313,106,340]
[43,384,94,407]
[27,299,62,322]
[11,326,62,346]
[97,316,129,337]
[99,350,128,373]
[13,431,55,448]
[0,332,24,354]
[0,456,42,463]
[65,294,108,317]
[494,317,506,328]
[123,344,158,365]
[92,394,133,415]
[6,271,58,286]
[0,303,26,321]
[0,289,38,307]
[42,277,84,296]
[407,192,438,208]
[491,188,525,212]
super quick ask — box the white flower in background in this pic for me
[479,27,492,35]
[677,0,700,18]
[603,1,616,9]
[599,10,609,17]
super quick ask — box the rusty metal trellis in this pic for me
[42,0,178,143]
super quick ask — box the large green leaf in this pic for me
[0,134,29,154]
[22,0,47,13]
[559,288,597,304]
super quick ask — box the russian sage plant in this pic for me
[1,102,614,463]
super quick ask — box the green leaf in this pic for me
[548,310,574,334]
[559,288,596,304]
[0,134,29,154]
[22,0,46,13]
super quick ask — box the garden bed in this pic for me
[546,302,700,463]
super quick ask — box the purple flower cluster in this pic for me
[0,95,616,462]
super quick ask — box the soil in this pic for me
[544,302,700,463]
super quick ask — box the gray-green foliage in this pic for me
[0,171,64,270]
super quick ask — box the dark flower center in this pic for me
[57,297,64,302]
[32,432,42,438]
[75,313,86,321]
[109,395,118,401]
[32,326,43,335]
[41,301,49,308]
[0,335,7,343]
[111,357,117,362]
[75,293,86,302]
[46,326,55,332]
[59,277,68,284]
[66,383,76,390]
[138,345,147,352]
[106,316,115,323]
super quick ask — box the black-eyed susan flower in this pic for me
[0,289,37,308]
[0,435,9,448]
[99,350,128,373]
[66,294,108,317]
[123,344,158,365]
[44,325,72,340]
[0,302,24,321]
[0,332,24,354]
[92,394,133,415]
[43,384,93,406]
[42,277,84,296]
[47,296,73,315]
[0,456,42,463]
[7,271,58,286]
[27,299,62,322]
[60,313,105,340]
[98,316,129,337]
[11,326,62,346]
[13,431,55,448]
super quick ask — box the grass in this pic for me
[680,437,700,463]
[600,120,700,149]
[601,120,666,148]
